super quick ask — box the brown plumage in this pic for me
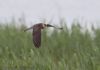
[24,23,62,48]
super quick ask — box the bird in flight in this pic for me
[24,23,63,48]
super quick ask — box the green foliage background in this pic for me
[0,21,100,70]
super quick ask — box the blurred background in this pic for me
[0,0,100,70]
[0,0,100,27]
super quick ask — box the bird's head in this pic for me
[42,24,54,29]
[42,24,47,28]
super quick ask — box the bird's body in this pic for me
[32,23,45,48]
[24,23,62,48]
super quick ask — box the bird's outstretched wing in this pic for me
[33,28,41,48]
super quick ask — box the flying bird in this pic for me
[24,23,63,48]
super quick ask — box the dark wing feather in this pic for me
[33,27,41,48]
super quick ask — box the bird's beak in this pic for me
[24,26,33,32]
[46,24,63,30]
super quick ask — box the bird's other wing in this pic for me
[33,28,41,48]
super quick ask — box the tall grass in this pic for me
[0,21,100,70]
